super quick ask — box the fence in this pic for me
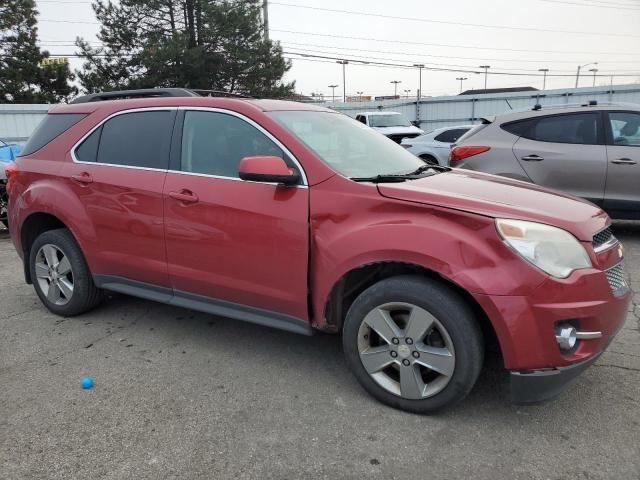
[326,83,640,130]
[2,84,640,141]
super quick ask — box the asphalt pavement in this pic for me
[1,222,639,480]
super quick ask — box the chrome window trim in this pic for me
[70,105,309,187]
[70,106,177,172]
[176,106,308,186]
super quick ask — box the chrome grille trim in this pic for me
[605,262,627,293]
[593,227,617,253]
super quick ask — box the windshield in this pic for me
[368,114,412,128]
[269,111,424,178]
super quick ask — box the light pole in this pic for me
[390,80,402,97]
[356,90,363,102]
[328,84,338,103]
[479,65,490,90]
[336,60,348,102]
[403,89,411,99]
[589,68,598,87]
[456,77,468,93]
[575,62,597,88]
[538,68,549,90]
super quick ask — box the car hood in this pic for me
[373,125,424,136]
[377,169,608,241]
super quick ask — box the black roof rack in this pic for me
[70,88,251,104]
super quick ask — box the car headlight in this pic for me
[496,219,592,278]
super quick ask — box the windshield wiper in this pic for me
[351,164,450,183]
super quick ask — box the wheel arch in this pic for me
[20,212,71,284]
[321,260,502,363]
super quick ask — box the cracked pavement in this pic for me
[1,222,639,480]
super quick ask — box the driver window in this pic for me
[181,111,289,177]
[609,112,640,146]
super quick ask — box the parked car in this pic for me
[6,88,630,413]
[450,102,640,219]
[401,125,474,165]
[0,141,20,229]
[355,111,423,143]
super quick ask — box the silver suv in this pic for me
[451,102,640,219]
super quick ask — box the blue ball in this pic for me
[80,377,94,389]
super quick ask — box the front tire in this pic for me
[29,229,103,316]
[343,275,483,414]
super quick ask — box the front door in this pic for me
[163,109,310,321]
[604,111,640,216]
[512,112,606,204]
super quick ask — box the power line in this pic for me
[271,28,639,57]
[269,2,640,38]
[538,0,640,9]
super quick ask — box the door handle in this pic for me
[611,158,637,165]
[169,190,199,204]
[521,155,544,162]
[71,172,93,184]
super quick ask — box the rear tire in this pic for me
[342,275,483,414]
[29,229,103,316]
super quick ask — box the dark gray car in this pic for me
[451,103,640,219]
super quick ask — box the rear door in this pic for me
[603,111,640,215]
[66,108,176,286]
[511,112,606,204]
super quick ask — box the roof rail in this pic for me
[531,100,636,111]
[70,88,251,104]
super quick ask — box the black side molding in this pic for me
[93,275,313,336]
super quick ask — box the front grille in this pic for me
[605,263,627,293]
[593,227,614,249]
[387,133,420,144]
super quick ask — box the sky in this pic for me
[33,0,640,99]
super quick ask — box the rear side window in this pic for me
[503,113,599,145]
[20,113,86,156]
[434,128,470,143]
[75,111,174,169]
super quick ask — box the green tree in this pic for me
[77,0,295,98]
[0,0,76,103]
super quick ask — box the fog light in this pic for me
[555,324,577,352]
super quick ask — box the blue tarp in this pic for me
[0,143,22,163]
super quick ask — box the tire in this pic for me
[342,275,483,414]
[1,219,7,230]
[29,228,103,316]
[419,154,439,166]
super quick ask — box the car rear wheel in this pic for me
[343,275,483,414]
[30,229,103,316]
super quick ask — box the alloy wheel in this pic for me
[357,302,455,400]
[35,244,74,306]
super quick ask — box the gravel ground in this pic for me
[1,222,639,480]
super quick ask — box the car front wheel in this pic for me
[343,275,483,414]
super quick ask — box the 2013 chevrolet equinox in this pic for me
[5,89,631,413]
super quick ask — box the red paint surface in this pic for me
[9,96,631,373]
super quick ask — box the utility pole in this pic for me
[479,66,490,90]
[589,68,598,87]
[328,84,338,103]
[390,80,402,97]
[538,69,549,90]
[413,64,424,125]
[575,62,597,88]
[456,77,467,93]
[262,0,269,41]
[336,60,348,102]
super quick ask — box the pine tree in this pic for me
[76,0,295,97]
[0,0,76,103]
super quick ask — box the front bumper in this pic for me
[473,260,631,403]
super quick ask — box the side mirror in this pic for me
[238,156,300,185]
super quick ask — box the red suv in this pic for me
[5,89,631,413]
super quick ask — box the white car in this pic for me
[400,125,475,165]
[355,111,423,143]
